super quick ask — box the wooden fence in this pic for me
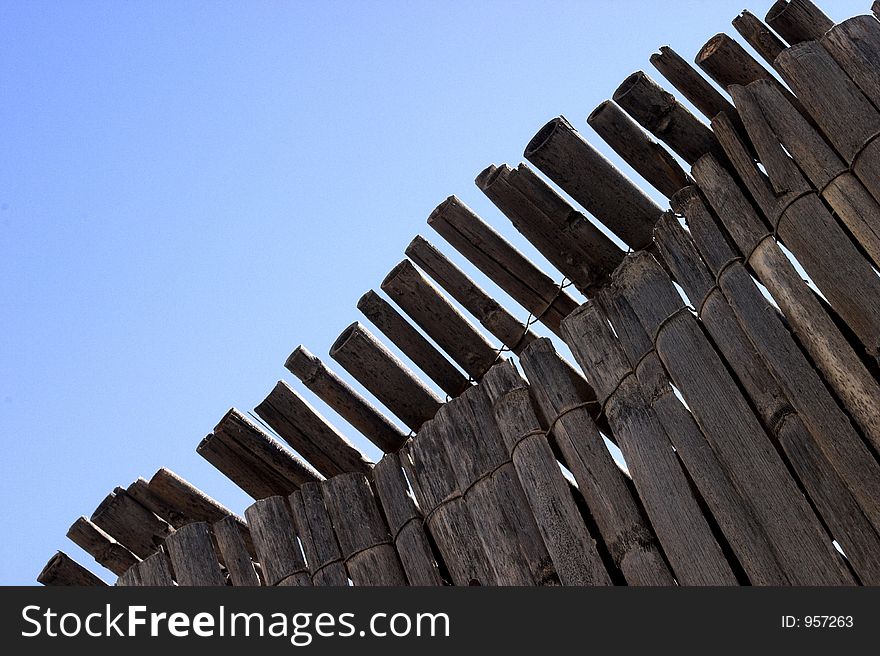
[39,0,880,586]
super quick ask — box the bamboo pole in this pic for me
[165,522,226,586]
[613,71,721,165]
[649,46,736,123]
[330,321,442,432]
[38,552,106,586]
[66,517,139,577]
[523,116,662,250]
[821,16,880,113]
[381,259,499,381]
[477,162,624,289]
[289,484,349,586]
[321,472,408,586]
[481,360,611,586]
[612,251,853,585]
[255,380,372,478]
[212,515,260,586]
[746,80,880,268]
[91,488,171,559]
[373,452,444,586]
[733,11,787,67]
[428,195,578,336]
[692,153,880,456]
[775,41,880,202]
[587,101,691,199]
[198,409,321,499]
[244,495,311,586]
[285,346,407,453]
[358,290,470,397]
[766,0,833,44]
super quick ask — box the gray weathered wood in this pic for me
[482,360,612,586]
[477,162,624,289]
[165,521,226,586]
[766,0,833,44]
[255,380,372,478]
[321,472,408,586]
[649,45,737,123]
[136,550,176,586]
[427,195,578,336]
[38,552,106,586]
[381,259,499,381]
[373,452,444,586]
[91,487,171,559]
[244,495,311,586]
[199,409,321,499]
[613,71,720,165]
[66,517,139,577]
[733,11,787,67]
[692,153,880,455]
[289,485,349,586]
[285,346,407,453]
[822,16,880,116]
[612,251,853,585]
[213,515,260,586]
[330,321,442,432]
[523,116,661,250]
[358,289,470,397]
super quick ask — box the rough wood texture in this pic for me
[213,514,260,586]
[91,487,171,559]
[587,100,690,200]
[692,153,880,455]
[766,0,833,44]
[428,195,578,336]
[403,427,495,585]
[697,33,780,89]
[821,17,880,115]
[562,304,736,585]
[289,485,349,586]
[165,521,226,586]
[733,11,787,66]
[373,452,444,586]
[613,71,720,165]
[482,360,611,586]
[717,93,880,360]
[775,41,880,202]
[285,346,407,453]
[244,495,311,586]
[382,259,499,381]
[874,0,879,21]
[358,289,469,397]
[523,116,661,250]
[198,408,320,499]
[66,516,139,576]
[477,162,624,289]
[613,251,852,585]
[322,472,408,586]
[656,207,880,584]
[255,380,372,478]
[330,321,442,432]
[649,45,736,122]
[746,80,880,269]
[118,551,175,587]
[39,552,106,586]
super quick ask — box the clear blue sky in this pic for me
[0,0,866,585]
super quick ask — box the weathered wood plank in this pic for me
[213,515,260,586]
[822,17,880,119]
[649,45,736,124]
[289,485,349,586]
[136,551,176,586]
[244,496,311,586]
[165,521,226,586]
[766,0,833,44]
[733,11,787,67]
[38,552,106,586]
[66,517,139,577]
[91,488,172,559]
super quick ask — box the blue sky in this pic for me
[0,0,866,585]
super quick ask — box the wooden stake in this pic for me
[821,16,880,113]
[165,522,226,586]
[66,517,139,577]
[358,289,470,397]
[289,484,349,586]
[733,11,787,66]
[321,473,408,585]
[330,321,442,432]
[91,488,171,559]
[244,495,311,586]
[373,452,444,586]
[613,71,720,164]
[213,515,260,586]
[255,380,372,478]
[285,346,407,453]
[649,45,734,118]
[119,551,175,586]
[381,259,499,381]
[477,162,623,289]
[766,0,834,44]
[427,195,578,336]
[38,552,106,586]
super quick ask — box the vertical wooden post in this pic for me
[321,473,408,586]
[66,517,139,576]
[732,11,787,67]
[766,0,834,44]
[821,17,880,114]
[244,496,311,586]
[38,552,106,586]
[165,522,226,586]
[213,515,260,586]
[285,346,408,453]
[289,484,349,586]
[330,322,442,432]
[358,289,470,397]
